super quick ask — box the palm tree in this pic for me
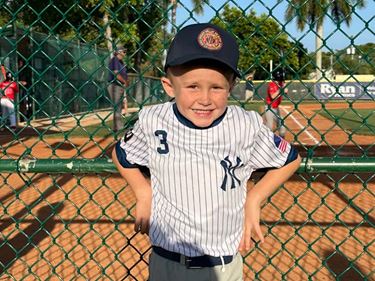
[160,0,207,65]
[170,0,208,34]
[285,0,366,79]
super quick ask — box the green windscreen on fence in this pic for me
[0,1,374,280]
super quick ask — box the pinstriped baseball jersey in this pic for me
[117,101,296,257]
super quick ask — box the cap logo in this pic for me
[197,28,223,51]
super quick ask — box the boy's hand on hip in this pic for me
[238,196,264,253]
[134,193,152,234]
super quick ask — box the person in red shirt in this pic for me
[0,72,19,131]
[265,69,287,137]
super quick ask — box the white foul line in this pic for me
[280,106,320,145]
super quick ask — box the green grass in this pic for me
[316,109,375,136]
[228,100,264,113]
[42,103,264,138]
[43,116,137,138]
[41,103,373,138]
[43,120,114,139]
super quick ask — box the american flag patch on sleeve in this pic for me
[274,135,288,153]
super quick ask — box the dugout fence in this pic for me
[0,1,374,280]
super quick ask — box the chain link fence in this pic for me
[0,1,374,280]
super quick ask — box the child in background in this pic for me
[265,69,288,137]
[0,72,19,131]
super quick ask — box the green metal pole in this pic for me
[301,157,375,173]
[0,159,116,173]
[0,157,374,173]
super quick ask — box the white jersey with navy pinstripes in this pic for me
[118,101,293,257]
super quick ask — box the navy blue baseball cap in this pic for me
[164,23,240,77]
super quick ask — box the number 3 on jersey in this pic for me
[155,130,169,154]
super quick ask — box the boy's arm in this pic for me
[238,155,301,252]
[112,148,152,234]
[270,89,279,99]
[268,82,279,99]
[13,82,19,93]
[1,64,6,80]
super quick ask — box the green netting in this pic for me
[0,1,374,280]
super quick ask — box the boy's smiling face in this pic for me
[162,63,235,128]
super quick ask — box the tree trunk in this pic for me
[315,23,323,80]
[162,0,168,66]
[171,0,177,34]
[103,12,113,55]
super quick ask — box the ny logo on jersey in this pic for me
[220,156,243,191]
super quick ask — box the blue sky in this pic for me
[176,0,374,53]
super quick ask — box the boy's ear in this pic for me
[161,77,175,98]
[228,77,237,94]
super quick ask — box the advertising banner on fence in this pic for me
[315,81,375,99]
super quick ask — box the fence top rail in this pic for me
[0,157,374,174]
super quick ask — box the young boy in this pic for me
[112,23,301,281]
